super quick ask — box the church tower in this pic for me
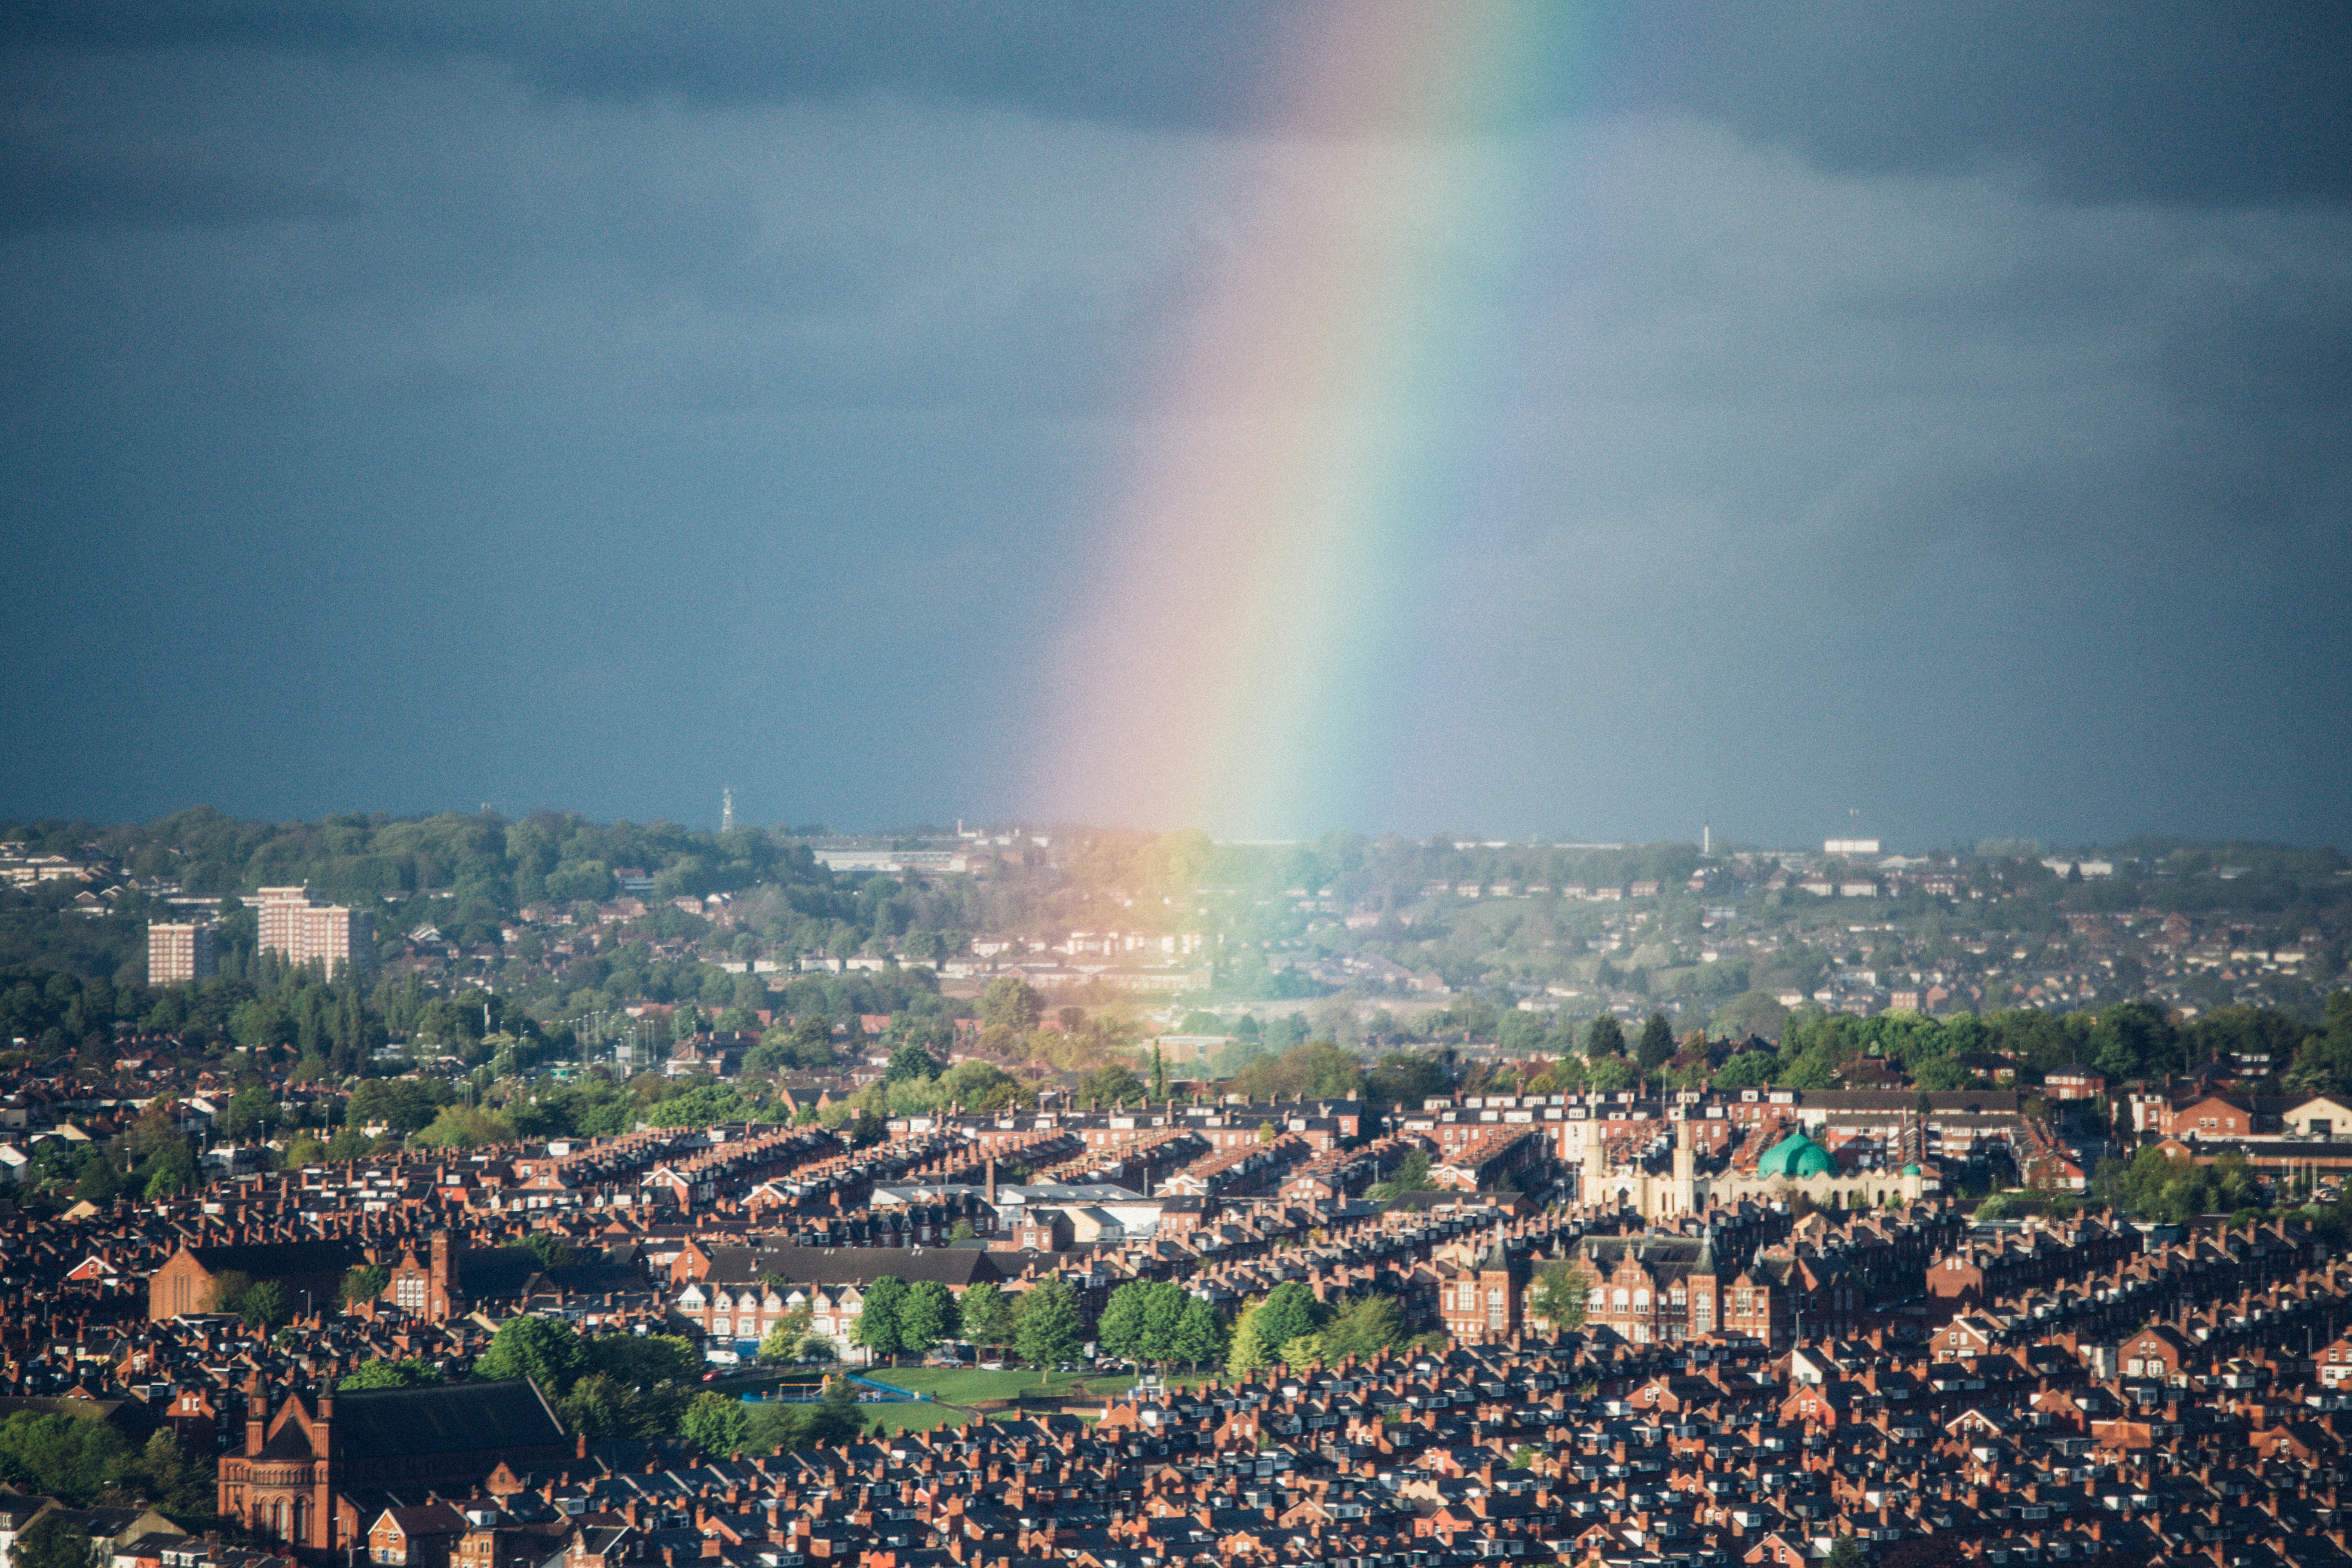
[1688,1229,1720,1338]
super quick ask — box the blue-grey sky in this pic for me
[3,2,2348,848]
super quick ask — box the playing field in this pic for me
[864,1366,1218,1406]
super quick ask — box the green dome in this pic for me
[1759,1131,1837,1179]
[1902,1162,1922,1176]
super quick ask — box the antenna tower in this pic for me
[722,787,735,834]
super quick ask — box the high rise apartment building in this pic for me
[255,886,375,975]
[147,921,219,986]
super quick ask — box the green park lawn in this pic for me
[858,1400,980,1434]
[865,1366,1216,1406]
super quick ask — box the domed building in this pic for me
[1757,1131,1838,1180]
[1581,1115,1932,1222]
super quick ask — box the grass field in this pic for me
[856,1400,980,1434]
[865,1366,1218,1406]
[861,1366,1097,1403]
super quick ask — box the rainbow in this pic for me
[1039,2,1609,837]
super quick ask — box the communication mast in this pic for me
[722,786,735,833]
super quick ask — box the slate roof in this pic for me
[700,1246,1005,1288]
[453,1247,540,1298]
[332,1378,565,1459]
[187,1240,367,1279]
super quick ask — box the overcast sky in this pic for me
[3,2,2348,848]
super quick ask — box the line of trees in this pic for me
[1094,1280,1227,1372]
[1222,1281,1432,1375]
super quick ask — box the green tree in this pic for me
[561,1372,654,1441]
[511,1231,577,1271]
[1913,1055,1974,1092]
[1014,1278,1084,1381]
[141,1141,198,1200]
[682,1390,750,1458]
[475,1314,588,1392]
[805,1375,864,1444]
[202,1269,254,1317]
[347,1078,449,1135]
[0,1412,131,1506]
[410,1104,515,1148]
[885,1037,940,1084]
[899,1280,959,1357]
[342,1264,390,1307]
[1318,1295,1412,1361]
[1095,1281,1154,1363]
[555,1336,697,1440]
[1712,1047,1779,1088]
[1635,1012,1675,1072]
[137,1428,214,1519]
[1526,1260,1592,1331]
[239,1279,291,1329]
[1251,1281,1321,1362]
[1225,1302,1269,1378]
[73,1152,122,1206]
[1370,1147,1433,1200]
[2089,1001,2174,1083]
[11,1511,92,1568]
[854,1276,909,1364]
[980,977,1044,1035]
[222,1085,281,1139]
[1081,1062,1146,1108]
[1363,1051,1448,1110]
[2286,994,2352,1095]
[1583,1016,1627,1059]
[1172,1296,1227,1371]
[758,1310,811,1366]
[959,1282,1016,1350]
[339,1357,443,1390]
[1139,1280,1189,1367]
[1588,1054,1639,1092]
[1710,990,1791,1043]
[1825,1534,1865,1568]
[582,1332,700,1389]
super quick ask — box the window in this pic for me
[1633,1289,1650,1312]
[395,1275,425,1310]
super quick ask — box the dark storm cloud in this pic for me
[0,150,353,233]
[0,4,2347,844]
[11,1,2352,199]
